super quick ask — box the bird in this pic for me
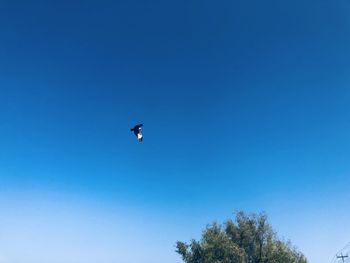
[130,124,143,142]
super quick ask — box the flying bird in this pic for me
[130,124,143,142]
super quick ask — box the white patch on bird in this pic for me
[137,134,143,139]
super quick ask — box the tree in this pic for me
[176,211,307,263]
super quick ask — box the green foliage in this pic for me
[176,211,307,263]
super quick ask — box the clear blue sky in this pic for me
[1,0,350,262]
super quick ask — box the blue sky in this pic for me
[1,0,350,262]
